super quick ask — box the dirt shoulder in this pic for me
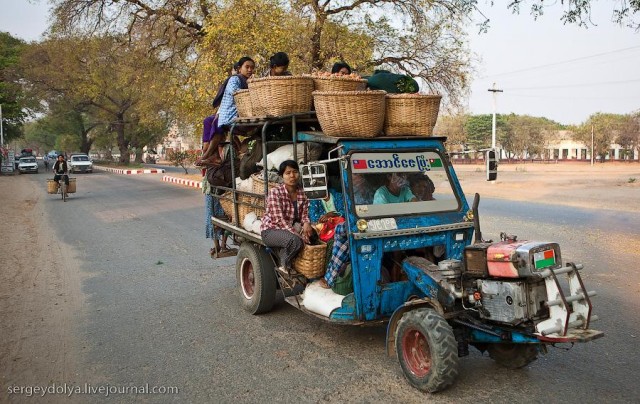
[455,161,640,213]
[0,175,86,397]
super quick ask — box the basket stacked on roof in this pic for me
[313,90,387,137]
[233,89,253,118]
[309,72,368,92]
[383,93,442,136]
[247,76,315,117]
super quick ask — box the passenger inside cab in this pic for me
[373,173,417,204]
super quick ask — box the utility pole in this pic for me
[0,104,4,148]
[488,83,503,150]
[591,124,594,166]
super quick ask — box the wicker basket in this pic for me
[47,179,59,194]
[251,172,280,195]
[233,89,253,117]
[313,90,386,137]
[312,76,367,92]
[248,76,314,117]
[218,192,265,224]
[384,94,442,136]
[293,243,327,278]
[67,178,77,193]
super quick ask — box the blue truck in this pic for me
[211,113,603,393]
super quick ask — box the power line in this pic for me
[505,93,640,100]
[506,78,640,90]
[481,45,640,79]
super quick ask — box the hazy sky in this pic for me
[1,0,639,125]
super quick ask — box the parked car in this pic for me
[68,154,93,173]
[15,148,35,169]
[17,157,38,174]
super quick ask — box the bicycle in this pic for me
[57,174,68,201]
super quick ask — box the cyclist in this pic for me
[43,155,49,171]
[52,155,69,191]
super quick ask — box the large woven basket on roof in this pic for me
[294,243,327,278]
[313,90,386,137]
[312,76,367,92]
[384,94,442,136]
[218,192,265,224]
[233,89,253,117]
[248,76,314,117]
[251,172,280,195]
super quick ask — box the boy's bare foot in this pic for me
[317,278,330,289]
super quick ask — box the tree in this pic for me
[25,103,99,154]
[20,36,175,164]
[615,113,640,160]
[503,1,640,30]
[573,113,628,161]
[502,114,560,160]
[50,0,474,118]
[464,114,508,152]
[435,113,468,150]
[0,32,27,144]
[167,149,199,174]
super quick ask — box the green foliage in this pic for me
[502,114,560,159]
[0,32,27,143]
[629,178,637,184]
[463,114,507,151]
[20,36,174,163]
[167,149,199,174]
[573,113,629,160]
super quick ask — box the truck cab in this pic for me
[210,113,603,393]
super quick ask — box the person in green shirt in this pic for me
[373,173,417,204]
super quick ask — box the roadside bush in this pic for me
[167,149,199,174]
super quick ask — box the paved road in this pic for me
[17,169,640,403]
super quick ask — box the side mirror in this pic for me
[301,163,328,200]
[486,149,498,181]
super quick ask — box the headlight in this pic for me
[356,219,368,232]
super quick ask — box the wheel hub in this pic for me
[401,328,431,377]
[240,258,255,299]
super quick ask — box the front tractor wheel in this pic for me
[395,308,459,393]
[235,242,277,315]
[487,343,539,369]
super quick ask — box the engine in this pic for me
[456,238,562,325]
[463,239,562,278]
[472,279,548,324]
[413,235,598,338]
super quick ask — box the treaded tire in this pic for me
[235,242,277,314]
[395,308,459,393]
[487,343,539,369]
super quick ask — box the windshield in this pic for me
[349,151,460,218]
[72,156,90,161]
[20,158,36,163]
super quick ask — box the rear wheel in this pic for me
[61,182,66,201]
[487,343,539,369]
[235,242,277,314]
[395,308,459,393]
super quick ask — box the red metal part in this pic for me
[486,240,528,278]
[240,259,255,299]
[401,328,431,377]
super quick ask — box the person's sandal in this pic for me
[215,248,237,258]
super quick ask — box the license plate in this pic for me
[367,218,397,232]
